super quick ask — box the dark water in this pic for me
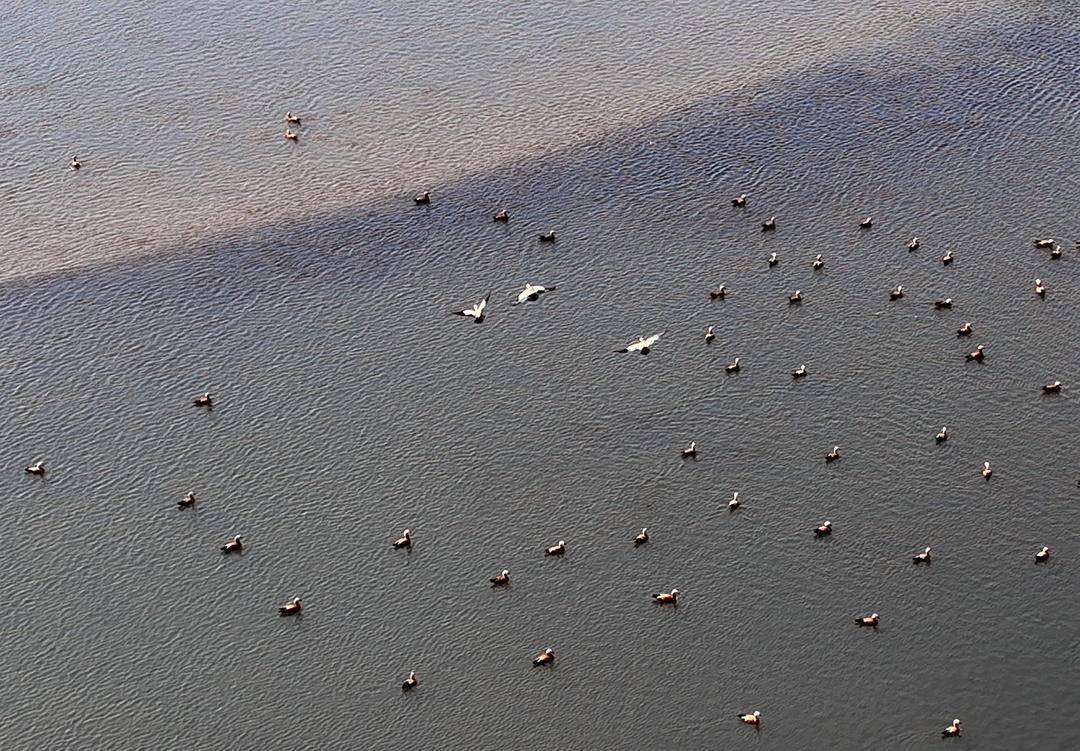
[2,3,1079,750]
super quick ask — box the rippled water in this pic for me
[2,1,1079,749]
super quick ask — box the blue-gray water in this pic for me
[2,1,1079,749]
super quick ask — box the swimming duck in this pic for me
[859,217,873,228]
[726,357,741,373]
[453,293,489,322]
[825,445,841,463]
[24,461,45,476]
[1034,278,1046,297]
[490,569,511,586]
[913,546,932,564]
[965,345,985,362]
[812,254,824,270]
[731,194,747,207]
[981,461,992,479]
[710,285,727,299]
[634,528,650,546]
[402,672,418,691]
[538,230,557,242]
[737,711,762,727]
[544,540,566,556]
[533,648,555,665]
[704,326,715,343]
[761,216,777,231]
[1050,244,1062,259]
[413,191,430,205]
[285,112,301,125]
[855,613,879,628]
[393,529,412,549]
[618,333,663,354]
[933,298,953,309]
[1035,546,1050,563]
[956,322,973,337]
[69,156,81,170]
[193,392,213,408]
[278,597,302,616]
[652,589,679,605]
[792,364,808,379]
[942,250,954,265]
[493,209,509,222]
[815,520,833,537]
[728,492,741,510]
[1042,381,1062,394]
[178,492,196,508]
[907,237,920,251]
[889,285,904,300]
[935,426,948,444]
[284,129,298,141]
[1033,238,1054,248]
[221,535,243,554]
[942,719,962,738]
[768,252,779,267]
[788,289,802,304]
[681,442,698,458]
[512,283,556,305]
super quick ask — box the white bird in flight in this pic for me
[512,283,556,306]
[618,332,664,354]
[453,293,490,322]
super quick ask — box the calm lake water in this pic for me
[1,1,1078,749]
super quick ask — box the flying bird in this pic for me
[618,332,663,354]
[453,294,490,322]
[512,283,555,305]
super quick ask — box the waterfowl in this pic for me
[24,461,45,476]
[768,252,779,267]
[278,597,302,616]
[413,191,431,205]
[889,285,904,300]
[681,442,698,458]
[402,672,418,691]
[855,612,879,628]
[957,322,973,337]
[710,285,727,299]
[933,298,953,309]
[69,156,81,170]
[533,648,554,665]
[792,364,808,379]
[981,461,992,479]
[493,208,509,222]
[544,540,566,556]
[393,529,412,549]
[761,216,777,231]
[1042,381,1062,394]
[1050,244,1062,259]
[652,588,679,605]
[490,569,511,586]
[788,289,802,304]
[284,129,298,141]
[965,345,985,362]
[178,492,196,508]
[634,528,650,546]
[704,326,715,343]
[942,719,962,738]
[221,535,243,554]
[453,293,489,322]
[1034,278,1046,297]
[935,426,948,444]
[732,194,747,207]
[1035,546,1050,563]
[859,217,873,228]
[913,546,932,563]
[285,112,301,125]
[942,250,954,265]
[512,283,555,305]
[907,237,920,251]
[825,445,841,463]
[814,520,833,537]
[538,230,557,242]
[193,392,213,408]
[737,711,761,727]
[618,333,663,354]
[728,492,741,510]
[1033,238,1054,248]
[812,254,824,270]
[726,357,741,373]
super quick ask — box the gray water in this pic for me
[2,1,1079,749]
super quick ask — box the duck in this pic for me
[178,492,196,508]
[889,285,904,300]
[726,357,741,373]
[618,332,663,354]
[24,461,45,476]
[533,648,555,665]
[402,672,418,691]
[284,129,298,141]
[965,345,985,362]
[728,492,741,510]
[907,237,920,251]
[933,298,953,309]
[538,229,557,242]
[413,191,431,205]
[859,217,873,228]
[710,285,727,300]
[814,520,833,537]
[912,546,932,564]
[761,216,777,231]
[942,250,954,265]
[731,194,747,207]
[69,156,81,170]
[942,719,962,738]
[855,612,879,628]
[544,540,566,556]
[221,535,243,554]
[957,322,973,337]
[768,252,779,267]
[788,289,802,304]
[453,293,489,322]
[812,254,824,270]
[285,112,301,125]
[1034,278,1046,297]
[935,426,948,444]
[1050,244,1062,259]
[1033,238,1054,248]
[681,442,698,458]
[634,528,650,546]
[392,529,412,549]
[825,445,841,463]
[193,392,213,408]
[1035,546,1050,563]
[981,461,992,479]
[278,597,302,616]
[792,364,808,379]
[704,326,715,343]
[513,283,555,305]
[493,209,509,222]
[1042,380,1062,394]
[737,711,762,727]
[652,589,680,605]
[490,569,511,586]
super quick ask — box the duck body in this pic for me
[221,535,243,554]
[285,112,301,125]
[889,285,904,300]
[935,427,948,444]
[965,345,985,362]
[726,357,741,373]
[1035,546,1050,562]
[825,446,841,463]
[681,442,697,458]
[651,589,679,605]
[761,216,776,231]
[178,492,196,508]
[393,529,412,549]
[942,719,962,738]
[193,392,213,408]
[413,191,430,205]
[933,298,953,309]
[788,290,801,304]
[913,547,932,563]
[493,209,509,222]
[859,217,873,228]
[25,461,45,476]
[533,648,555,665]
[634,528,650,546]
[284,129,298,141]
[907,237,920,251]
[855,613,879,628]
[402,672,418,691]
[538,230,557,242]
[710,285,727,299]
[792,364,808,379]
[957,322,973,337]
[768,252,779,267]
[815,521,832,537]
[812,254,824,269]
[738,711,762,727]
[704,326,715,343]
[69,156,81,170]
[1042,381,1062,394]
[278,597,302,616]
[732,194,747,207]
[490,569,511,586]
[544,540,566,556]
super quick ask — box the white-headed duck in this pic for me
[1035,546,1050,563]
[935,426,948,443]
[957,322,973,337]
[732,194,747,207]
[965,345,985,362]
[1042,381,1062,394]
[907,237,920,251]
[826,445,841,463]
[812,254,824,269]
[942,719,962,738]
[533,648,554,665]
[490,569,510,586]
[493,208,509,222]
[792,363,808,378]
[538,229,557,242]
[1034,278,1046,297]
[768,252,779,267]
[682,442,697,458]
[788,289,802,304]
[278,597,302,616]
[414,191,430,205]
[393,529,412,549]
[545,540,566,556]
[981,461,992,479]
[726,357,741,373]
[913,546,931,564]
[221,535,243,554]
[942,250,954,265]
[704,326,715,343]
[761,216,777,231]
[728,492,741,510]
[855,612,879,628]
[889,285,904,300]
[859,217,873,228]
[933,298,952,309]
[178,492,196,508]
[710,285,727,299]
[25,461,45,476]
[738,711,761,727]
[1033,238,1054,248]
[652,588,679,605]
[193,392,213,408]
[285,112,301,125]
[815,520,833,537]
[284,129,298,141]
[634,528,650,546]
[402,671,418,691]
